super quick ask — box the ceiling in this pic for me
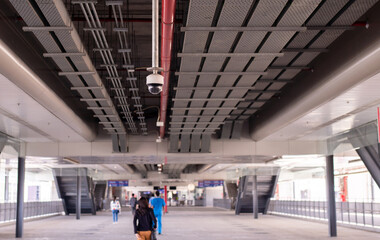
[0,0,380,181]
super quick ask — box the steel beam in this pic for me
[170,115,230,118]
[58,71,95,76]
[172,98,244,101]
[15,157,25,238]
[175,72,267,76]
[43,52,85,57]
[83,27,106,31]
[178,53,283,57]
[87,107,112,110]
[113,28,129,32]
[118,49,132,53]
[282,48,329,53]
[76,171,81,220]
[252,175,258,219]
[172,107,236,110]
[174,87,279,92]
[23,26,73,31]
[326,155,337,237]
[181,26,307,32]
[71,86,102,90]
[80,98,107,102]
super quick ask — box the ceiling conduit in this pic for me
[160,0,176,139]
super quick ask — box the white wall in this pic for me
[204,186,223,207]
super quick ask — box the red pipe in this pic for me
[160,0,176,139]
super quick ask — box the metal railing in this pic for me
[268,200,380,230]
[0,201,64,223]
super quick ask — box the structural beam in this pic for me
[252,175,258,219]
[76,171,81,220]
[326,155,337,237]
[15,157,25,238]
[175,72,267,76]
[181,26,307,32]
[178,53,283,57]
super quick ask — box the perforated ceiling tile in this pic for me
[235,75,260,86]
[10,0,44,26]
[183,32,209,52]
[222,100,240,107]
[333,0,378,25]
[278,0,321,26]
[286,31,319,48]
[268,82,287,90]
[195,75,218,87]
[180,58,202,72]
[54,32,79,52]
[224,57,252,71]
[262,69,282,79]
[186,0,218,27]
[279,69,301,79]
[201,57,227,71]
[309,30,345,48]
[306,0,349,26]
[248,0,287,27]
[173,101,189,108]
[210,90,229,98]
[229,90,249,98]
[175,89,193,99]
[177,76,198,87]
[292,52,319,65]
[259,31,296,53]
[37,0,65,26]
[218,0,254,26]
[272,52,298,66]
[208,32,239,53]
[248,57,275,71]
[33,32,61,52]
[215,75,239,87]
[234,32,267,53]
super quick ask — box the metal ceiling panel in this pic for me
[231,120,244,139]
[182,33,209,53]
[221,121,233,139]
[217,0,254,26]
[187,0,218,27]
[309,30,345,48]
[234,32,267,53]
[208,32,239,52]
[247,0,287,26]
[306,0,349,26]
[292,52,320,65]
[180,134,191,152]
[190,134,201,153]
[169,134,180,153]
[273,52,298,66]
[200,134,211,153]
[286,31,320,48]
[177,75,198,87]
[278,69,301,79]
[277,0,321,27]
[333,0,378,25]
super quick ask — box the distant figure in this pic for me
[110,196,121,224]
[130,193,137,215]
[133,197,157,240]
[149,191,166,235]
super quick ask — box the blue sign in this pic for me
[198,180,223,188]
[108,180,129,187]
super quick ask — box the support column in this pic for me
[326,155,337,237]
[16,157,25,238]
[164,185,168,213]
[252,175,258,219]
[76,171,81,220]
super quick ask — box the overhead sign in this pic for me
[198,180,224,188]
[108,180,129,187]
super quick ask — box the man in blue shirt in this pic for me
[149,190,166,235]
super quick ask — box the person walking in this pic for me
[110,196,121,224]
[130,193,137,215]
[133,198,157,240]
[150,191,166,235]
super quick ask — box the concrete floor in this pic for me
[0,207,379,239]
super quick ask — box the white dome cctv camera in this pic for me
[146,73,164,94]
